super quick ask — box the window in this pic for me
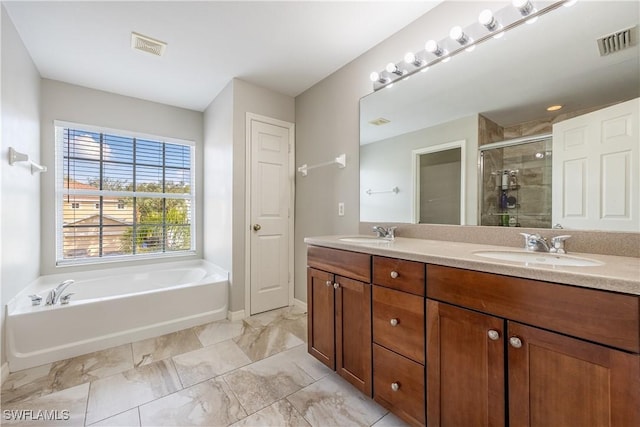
[56,122,195,264]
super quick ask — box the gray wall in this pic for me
[360,115,478,224]
[294,1,494,302]
[39,79,204,275]
[1,5,42,365]
[204,78,294,314]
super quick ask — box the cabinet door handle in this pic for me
[390,318,399,327]
[333,282,339,289]
[487,330,500,341]
[390,271,399,279]
[509,336,523,348]
[391,382,400,392]
[325,280,332,287]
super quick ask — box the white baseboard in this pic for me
[1,362,9,384]
[293,298,307,312]
[227,309,246,321]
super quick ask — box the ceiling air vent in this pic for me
[597,25,637,56]
[131,32,167,57]
[369,117,391,126]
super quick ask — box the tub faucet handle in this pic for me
[28,294,43,306]
[60,293,74,305]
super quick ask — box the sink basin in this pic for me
[339,236,391,244]
[473,250,603,267]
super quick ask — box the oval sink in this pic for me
[473,250,603,267]
[339,236,391,244]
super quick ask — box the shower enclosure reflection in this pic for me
[479,136,552,228]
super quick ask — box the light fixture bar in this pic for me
[370,0,571,91]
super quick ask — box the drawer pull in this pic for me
[390,271,399,279]
[333,282,339,289]
[487,330,500,341]
[390,318,399,327]
[391,382,400,392]
[509,336,523,348]
[325,280,332,287]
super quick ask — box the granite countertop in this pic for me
[304,235,640,296]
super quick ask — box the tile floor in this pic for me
[1,306,407,426]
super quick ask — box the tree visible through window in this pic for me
[56,124,195,263]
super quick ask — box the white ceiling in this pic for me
[3,1,442,112]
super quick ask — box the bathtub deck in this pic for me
[0,306,403,427]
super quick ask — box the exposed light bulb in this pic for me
[478,9,500,32]
[449,26,469,44]
[385,63,397,73]
[512,0,535,17]
[425,39,446,57]
[404,52,425,67]
[369,71,379,82]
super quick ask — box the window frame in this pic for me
[54,120,196,266]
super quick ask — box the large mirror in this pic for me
[360,0,639,230]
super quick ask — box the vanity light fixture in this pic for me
[386,62,407,76]
[478,9,504,38]
[513,0,539,24]
[369,71,390,84]
[369,0,573,91]
[450,26,475,52]
[546,104,563,111]
[404,52,426,68]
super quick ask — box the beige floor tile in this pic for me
[85,359,182,425]
[1,363,53,404]
[132,329,202,367]
[193,319,246,347]
[89,408,140,427]
[229,399,310,427]
[371,411,410,427]
[233,323,304,362]
[222,347,315,414]
[287,374,387,427]
[172,339,251,388]
[0,382,89,427]
[139,377,246,426]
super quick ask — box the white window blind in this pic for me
[55,123,195,264]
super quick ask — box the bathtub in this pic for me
[6,259,228,372]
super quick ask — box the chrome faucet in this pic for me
[45,280,75,305]
[520,233,551,253]
[372,225,397,240]
[520,233,572,253]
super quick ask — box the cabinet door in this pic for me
[426,300,505,427]
[508,321,640,427]
[335,275,372,396]
[307,268,335,369]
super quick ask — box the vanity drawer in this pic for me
[373,285,425,363]
[373,256,425,296]
[427,264,640,353]
[374,344,425,426]
[307,246,371,283]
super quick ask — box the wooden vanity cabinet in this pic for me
[372,256,426,426]
[307,246,372,396]
[426,264,640,427]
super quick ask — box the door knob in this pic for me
[253,224,261,231]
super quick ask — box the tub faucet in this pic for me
[45,280,75,305]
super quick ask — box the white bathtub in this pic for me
[6,259,228,372]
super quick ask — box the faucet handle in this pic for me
[60,293,75,305]
[550,235,571,254]
[519,232,533,249]
[28,294,43,306]
[387,226,397,239]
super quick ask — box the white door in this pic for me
[552,98,639,231]
[248,116,294,315]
